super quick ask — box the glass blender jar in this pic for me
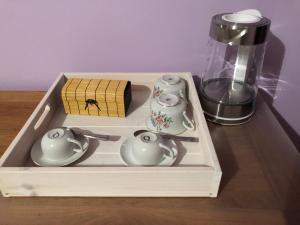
[199,10,271,125]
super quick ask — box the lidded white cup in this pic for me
[132,131,176,166]
[153,74,186,99]
[148,94,194,134]
[41,128,83,161]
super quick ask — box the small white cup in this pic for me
[41,128,83,161]
[148,94,194,134]
[132,131,176,166]
[153,74,186,99]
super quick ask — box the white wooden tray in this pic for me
[0,72,222,197]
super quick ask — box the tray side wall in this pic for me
[185,73,222,173]
[0,168,217,197]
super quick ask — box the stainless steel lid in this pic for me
[209,12,271,45]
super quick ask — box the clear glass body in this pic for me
[200,38,266,106]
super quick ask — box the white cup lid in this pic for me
[158,94,179,107]
[222,13,261,23]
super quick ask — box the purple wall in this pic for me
[0,1,299,139]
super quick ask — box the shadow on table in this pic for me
[281,153,300,225]
[260,90,300,152]
[259,32,300,225]
[259,32,299,151]
[207,123,238,193]
[246,96,300,225]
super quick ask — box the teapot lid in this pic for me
[161,74,180,85]
[209,9,270,45]
[158,94,179,107]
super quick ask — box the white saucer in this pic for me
[120,137,178,166]
[30,134,89,167]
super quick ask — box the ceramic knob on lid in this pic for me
[138,132,159,144]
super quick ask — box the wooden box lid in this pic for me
[61,79,130,103]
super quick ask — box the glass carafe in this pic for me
[199,11,270,125]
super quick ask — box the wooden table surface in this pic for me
[0,91,299,225]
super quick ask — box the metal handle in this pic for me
[160,134,199,142]
[82,134,110,141]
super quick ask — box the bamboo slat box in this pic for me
[61,79,131,117]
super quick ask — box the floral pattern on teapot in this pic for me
[150,110,173,131]
[153,86,163,97]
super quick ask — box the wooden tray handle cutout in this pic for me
[34,104,50,130]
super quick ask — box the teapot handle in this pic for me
[67,138,84,153]
[182,111,194,130]
[179,90,185,98]
[159,143,177,159]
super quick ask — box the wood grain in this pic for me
[0,91,44,156]
[0,91,299,225]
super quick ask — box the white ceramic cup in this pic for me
[131,131,176,166]
[41,127,83,161]
[153,74,186,99]
[148,93,194,134]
